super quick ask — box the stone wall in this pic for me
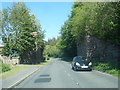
[0,55,20,64]
[77,36,120,62]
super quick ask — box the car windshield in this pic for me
[76,56,83,60]
[75,56,88,62]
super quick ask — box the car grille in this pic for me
[80,63,88,66]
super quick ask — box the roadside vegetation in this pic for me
[0,2,119,78]
[44,38,62,58]
[0,2,45,64]
[56,2,120,77]
[0,58,52,79]
[43,2,120,78]
[0,61,11,73]
[1,66,28,79]
[92,61,120,78]
[0,61,28,79]
[57,2,120,58]
[59,58,120,78]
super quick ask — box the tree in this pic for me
[58,2,120,58]
[92,2,120,44]
[44,37,62,58]
[69,2,120,44]
[1,2,45,64]
[58,19,77,58]
[47,37,58,46]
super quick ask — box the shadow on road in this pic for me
[34,74,51,83]
[56,57,73,63]
[34,77,51,83]
[39,74,50,77]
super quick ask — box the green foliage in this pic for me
[47,37,58,46]
[0,62,2,73]
[92,61,120,77]
[58,20,77,58]
[1,63,11,73]
[69,2,97,41]
[58,2,120,58]
[92,2,120,44]
[62,2,120,44]
[44,37,62,58]
[0,61,10,73]
[44,45,61,58]
[1,2,45,63]
[106,69,118,75]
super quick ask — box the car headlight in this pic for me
[76,62,80,67]
[89,62,92,66]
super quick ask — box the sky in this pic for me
[1,2,73,41]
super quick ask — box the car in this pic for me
[72,56,92,71]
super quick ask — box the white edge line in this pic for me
[7,67,41,88]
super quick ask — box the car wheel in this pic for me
[72,66,74,70]
[74,66,77,71]
[89,69,92,71]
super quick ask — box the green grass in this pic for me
[0,62,11,73]
[0,65,28,79]
[2,63,11,73]
[92,61,120,78]
[0,62,2,73]
[0,59,52,79]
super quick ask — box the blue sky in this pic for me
[2,2,73,41]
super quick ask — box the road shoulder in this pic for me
[1,65,41,89]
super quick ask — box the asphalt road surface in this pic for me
[14,59,118,88]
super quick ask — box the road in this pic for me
[14,59,118,88]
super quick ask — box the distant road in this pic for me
[14,59,118,88]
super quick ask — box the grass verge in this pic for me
[0,59,52,79]
[92,60,120,78]
[0,65,28,79]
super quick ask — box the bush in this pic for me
[2,63,11,72]
[93,60,120,77]
[106,69,118,74]
[0,62,2,73]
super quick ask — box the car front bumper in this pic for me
[76,66,92,71]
